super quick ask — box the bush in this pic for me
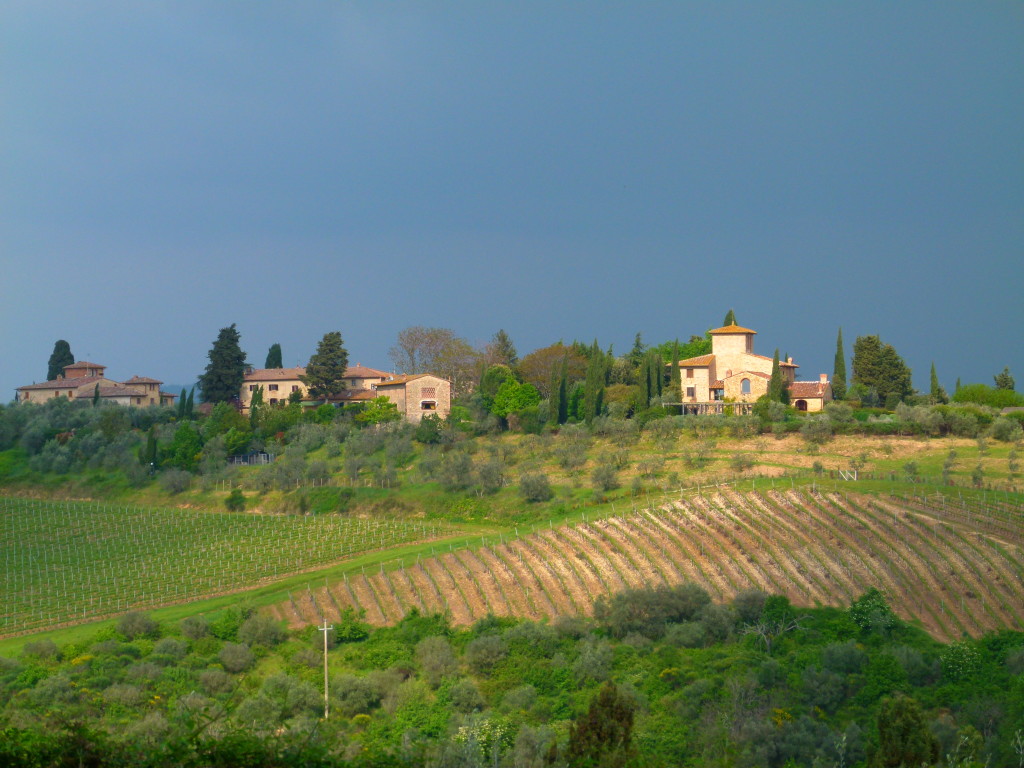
[594,583,711,640]
[519,472,554,503]
[199,668,235,695]
[225,488,246,511]
[23,639,60,661]
[464,634,508,673]
[800,416,833,444]
[991,417,1023,442]
[238,615,286,648]
[218,642,255,673]
[733,589,767,624]
[158,468,192,495]
[572,639,614,684]
[591,461,619,493]
[448,678,486,713]
[416,636,457,688]
[180,615,211,641]
[118,612,158,640]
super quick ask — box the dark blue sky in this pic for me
[3,3,1022,398]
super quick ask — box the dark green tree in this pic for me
[955,377,961,393]
[198,324,247,404]
[994,366,1015,391]
[549,354,569,425]
[480,364,515,413]
[832,328,847,400]
[768,349,790,405]
[872,694,939,768]
[185,388,195,420]
[46,340,74,381]
[138,427,158,469]
[177,389,187,419]
[582,341,606,424]
[567,681,636,768]
[929,362,947,403]
[486,329,519,367]
[301,331,349,402]
[264,343,283,369]
[723,308,737,326]
[852,335,913,405]
[92,384,100,406]
[669,340,681,411]
[626,333,646,371]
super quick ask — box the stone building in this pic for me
[676,322,831,412]
[15,362,177,407]
[373,374,452,423]
[239,364,392,410]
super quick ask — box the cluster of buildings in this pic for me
[15,319,831,421]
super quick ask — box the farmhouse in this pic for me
[15,363,178,407]
[240,365,452,422]
[676,322,832,412]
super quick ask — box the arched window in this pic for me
[741,378,751,395]
[796,400,808,412]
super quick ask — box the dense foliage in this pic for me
[1,590,1021,767]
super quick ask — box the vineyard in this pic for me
[267,489,1024,642]
[0,497,451,637]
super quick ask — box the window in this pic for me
[686,387,695,400]
[291,385,300,392]
[686,369,694,379]
[135,398,142,404]
[741,378,751,395]
[421,400,437,410]
[269,398,278,404]
[421,386,436,398]
[249,384,257,392]
[268,384,279,391]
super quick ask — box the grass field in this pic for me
[0,496,455,637]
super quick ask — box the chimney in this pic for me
[820,373,828,384]
[787,356,793,364]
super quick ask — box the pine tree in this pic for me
[582,340,606,423]
[265,343,283,369]
[768,349,790,404]
[994,366,1015,391]
[198,324,247,404]
[301,331,349,402]
[488,329,519,367]
[669,339,681,412]
[723,308,737,326]
[627,333,646,371]
[852,335,912,405]
[47,340,75,381]
[832,328,847,400]
[567,682,636,767]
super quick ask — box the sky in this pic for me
[2,2,1022,399]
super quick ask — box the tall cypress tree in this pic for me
[583,340,606,423]
[832,328,847,400]
[557,356,569,425]
[47,340,75,380]
[768,349,789,404]
[929,362,944,403]
[177,389,187,419]
[723,309,737,326]
[670,340,681,412]
[198,324,247,404]
[265,343,283,369]
[301,331,349,402]
[185,388,195,419]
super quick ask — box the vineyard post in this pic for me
[318,622,333,719]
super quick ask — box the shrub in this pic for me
[991,417,1023,442]
[23,639,60,661]
[448,678,486,713]
[591,461,619,493]
[224,488,246,511]
[733,589,767,624]
[158,468,192,495]
[464,634,508,673]
[594,583,711,640]
[941,640,980,682]
[199,668,235,695]
[152,638,187,662]
[238,615,286,648]
[800,416,833,444]
[333,674,382,718]
[218,642,255,673]
[664,621,706,649]
[519,472,554,503]
[849,588,895,634]
[118,612,158,640]
[180,615,211,641]
[416,636,457,688]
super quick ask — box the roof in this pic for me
[124,376,162,384]
[244,367,306,382]
[749,353,798,368]
[678,354,715,367]
[711,380,725,389]
[345,364,391,378]
[790,381,830,399]
[709,323,757,335]
[63,361,106,370]
[17,376,106,391]
[95,385,147,398]
[375,374,433,387]
[327,389,378,402]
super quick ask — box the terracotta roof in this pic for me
[709,323,757,335]
[749,353,798,367]
[96,385,147,398]
[790,381,829,398]
[244,367,306,382]
[711,380,725,389]
[159,392,178,400]
[328,389,378,402]
[345,364,391,378]
[17,376,106,391]
[63,361,105,370]
[124,376,162,384]
[678,354,715,367]
[375,374,432,387]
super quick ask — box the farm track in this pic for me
[247,490,1024,642]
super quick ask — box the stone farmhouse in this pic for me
[676,323,832,413]
[239,365,451,422]
[15,362,178,407]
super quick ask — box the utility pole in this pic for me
[319,622,333,719]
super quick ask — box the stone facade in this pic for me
[239,364,392,410]
[374,374,451,423]
[16,363,177,406]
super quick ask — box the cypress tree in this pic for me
[567,682,636,767]
[301,331,349,402]
[92,384,100,406]
[955,377,961,393]
[47,340,75,381]
[768,349,790,404]
[557,356,569,425]
[723,309,737,326]
[198,324,247,404]
[670,340,681,412]
[832,328,847,400]
[930,363,941,402]
[177,389,187,420]
[185,388,195,420]
[265,343,283,369]
[583,340,606,423]
[145,427,158,468]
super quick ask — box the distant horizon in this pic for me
[3,4,1021,401]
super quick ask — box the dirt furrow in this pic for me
[506,539,575,617]
[576,523,647,590]
[445,551,500,618]
[390,568,427,614]
[558,525,631,593]
[476,547,540,620]
[348,573,388,626]
[529,531,593,614]
[651,506,731,599]
[614,516,688,584]
[673,498,767,597]
[541,528,610,597]
[601,517,669,586]
[408,564,447,615]
[422,558,474,625]
[312,586,342,623]
[458,549,513,617]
